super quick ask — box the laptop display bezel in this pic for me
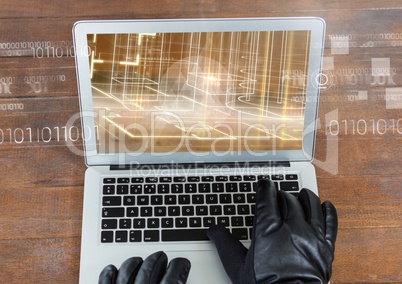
[73,17,325,166]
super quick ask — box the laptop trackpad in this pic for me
[166,249,231,284]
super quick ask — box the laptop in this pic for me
[73,17,325,283]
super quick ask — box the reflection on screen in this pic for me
[87,30,311,155]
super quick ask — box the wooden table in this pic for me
[0,1,401,283]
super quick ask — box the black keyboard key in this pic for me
[155,207,167,216]
[162,229,208,241]
[144,230,159,242]
[129,230,142,242]
[239,182,252,192]
[182,206,194,216]
[272,174,284,180]
[238,205,250,215]
[202,176,214,182]
[130,184,142,194]
[147,218,160,228]
[247,193,255,203]
[160,177,172,183]
[245,216,254,226]
[175,218,188,228]
[188,176,200,182]
[161,218,174,228]
[146,177,158,183]
[133,218,146,228]
[285,174,298,180]
[258,175,270,180]
[281,182,299,192]
[231,216,244,227]
[198,183,211,193]
[185,183,197,193]
[220,194,232,204]
[178,195,190,204]
[206,194,218,204]
[102,208,124,218]
[174,176,186,182]
[243,175,256,181]
[131,177,144,183]
[171,184,183,193]
[232,228,248,240]
[192,195,204,204]
[103,196,121,206]
[102,219,117,229]
[252,182,257,192]
[117,178,130,183]
[165,195,177,205]
[203,217,215,227]
[233,194,246,204]
[212,183,224,192]
[137,196,149,205]
[123,196,135,206]
[196,206,208,216]
[103,185,115,195]
[210,205,222,215]
[226,183,238,192]
[216,176,228,182]
[189,217,202,227]
[230,175,242,181]
[115,230,128,242]
[103,178,115,184]
[116,185,129,194]
[168,206,180,216]
[101,231,114,243]
[217,217,229,226]
[140,207,152,217]
[158,184,170,194]
[126,207,139,217]
[151,195,163,205]
[144,184,156,194]
[224,205,236,215]
[119,219,131,229]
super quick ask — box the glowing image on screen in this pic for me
[87,30,311,155]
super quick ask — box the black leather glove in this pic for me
[207,179,338,283]
[98,251,191,284]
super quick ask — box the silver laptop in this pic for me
[73,17,325,283]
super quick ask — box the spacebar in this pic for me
[162,229,209,241]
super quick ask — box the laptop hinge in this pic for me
[110,161,291,171]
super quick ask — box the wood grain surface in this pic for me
[0,0,401,283]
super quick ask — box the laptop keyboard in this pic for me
[100,174,299,243]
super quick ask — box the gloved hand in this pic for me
[207,179,338,284]
[98,251,191,284]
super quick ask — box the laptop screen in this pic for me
[73,18,325,165]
